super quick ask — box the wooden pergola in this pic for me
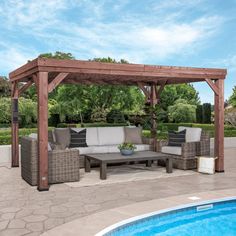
[9,57,227,191]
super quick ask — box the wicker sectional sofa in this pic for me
[20,125,210,186]
[67,127,152,168]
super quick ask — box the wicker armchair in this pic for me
[21,136,80,186]
[157,131,210,170]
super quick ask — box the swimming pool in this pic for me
[97,197,236,236]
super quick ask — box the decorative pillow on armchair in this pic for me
[168,129,186,146]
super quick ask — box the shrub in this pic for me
[202,103,212,124]
[0,97,11,124]
[196,105,203,123]
[168,99,196,123]
[90,108,108,123]
[225,107,236,126]
[106,109,126,123]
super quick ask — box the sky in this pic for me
[0,0,235,103]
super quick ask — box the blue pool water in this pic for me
[104,199,236,236]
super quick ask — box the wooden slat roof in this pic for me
[9,57,227,85]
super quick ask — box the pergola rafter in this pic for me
[9,57,227,191]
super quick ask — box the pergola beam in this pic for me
[37,72,49,191]
[150,84,157,151]
[214,79,224,171]
[18,79,34,96]
[11,82,19,167]
[155,80,167,103]
[205,79,219,95]
[10,58,227,83]
[9,57,227,191]
[48,72,69,93]
[138,83,151,99]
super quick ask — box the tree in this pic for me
[229,86,236,107]
[18,98,37,126]
[39,51,75,60]
[24,52,76,101]
[0,76,10,97]
[196,105,203,123]
[202,103,212,124]
[0,97,11,123]
[225,107,236,126]
[168,99,197,123]
[160,84,200,109]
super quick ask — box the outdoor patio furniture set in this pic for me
[21,126,210,186]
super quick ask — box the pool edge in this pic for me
[95,196,236,236]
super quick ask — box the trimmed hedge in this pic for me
[1,123,236,145]
[0,127,53,145]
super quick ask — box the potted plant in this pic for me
[118,142,137,156]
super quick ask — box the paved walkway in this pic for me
[0,148,235,236]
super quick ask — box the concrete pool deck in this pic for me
[41,189,236,236]
[0,148,235,236]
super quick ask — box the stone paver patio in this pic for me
[0,148,235,236]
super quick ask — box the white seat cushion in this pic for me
[29,133,52,151]
[97,127,125,145]
[178,126,202,143]
[161,146,182,156]
[74,144,150,155]
[71,128,99,146]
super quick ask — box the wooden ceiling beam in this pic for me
[37,66,226,80]
[9,57,227,85]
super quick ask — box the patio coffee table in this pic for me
[84,151,173,180]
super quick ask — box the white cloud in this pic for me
[0,0,226,72]
[0,47,38,75]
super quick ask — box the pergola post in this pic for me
[37,72,49,191]
[214,79,224,172]
[150,85,157,151]
[11,82,19,167]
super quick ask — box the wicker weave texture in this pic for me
[156,130,210,170]
[21,137,80,186]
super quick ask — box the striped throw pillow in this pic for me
[168,129,186,146]
[69,129,88,148]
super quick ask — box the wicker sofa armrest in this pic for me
[181,142,197,158]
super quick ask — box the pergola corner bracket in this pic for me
[48,72,69,93]
[205,78,219,95]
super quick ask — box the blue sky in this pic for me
[0,0,235,103]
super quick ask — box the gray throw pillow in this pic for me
[124,127,142,144]
[54,128,70,149]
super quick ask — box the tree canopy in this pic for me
[229,86,236,107]
[0,51,203,126]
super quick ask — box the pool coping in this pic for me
[96,196,236,236]
[40,188,236,236]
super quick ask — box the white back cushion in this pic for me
[29,133,52,151]
[97,127,125,145]
[71,128,99,146]
[178,126,202,142]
